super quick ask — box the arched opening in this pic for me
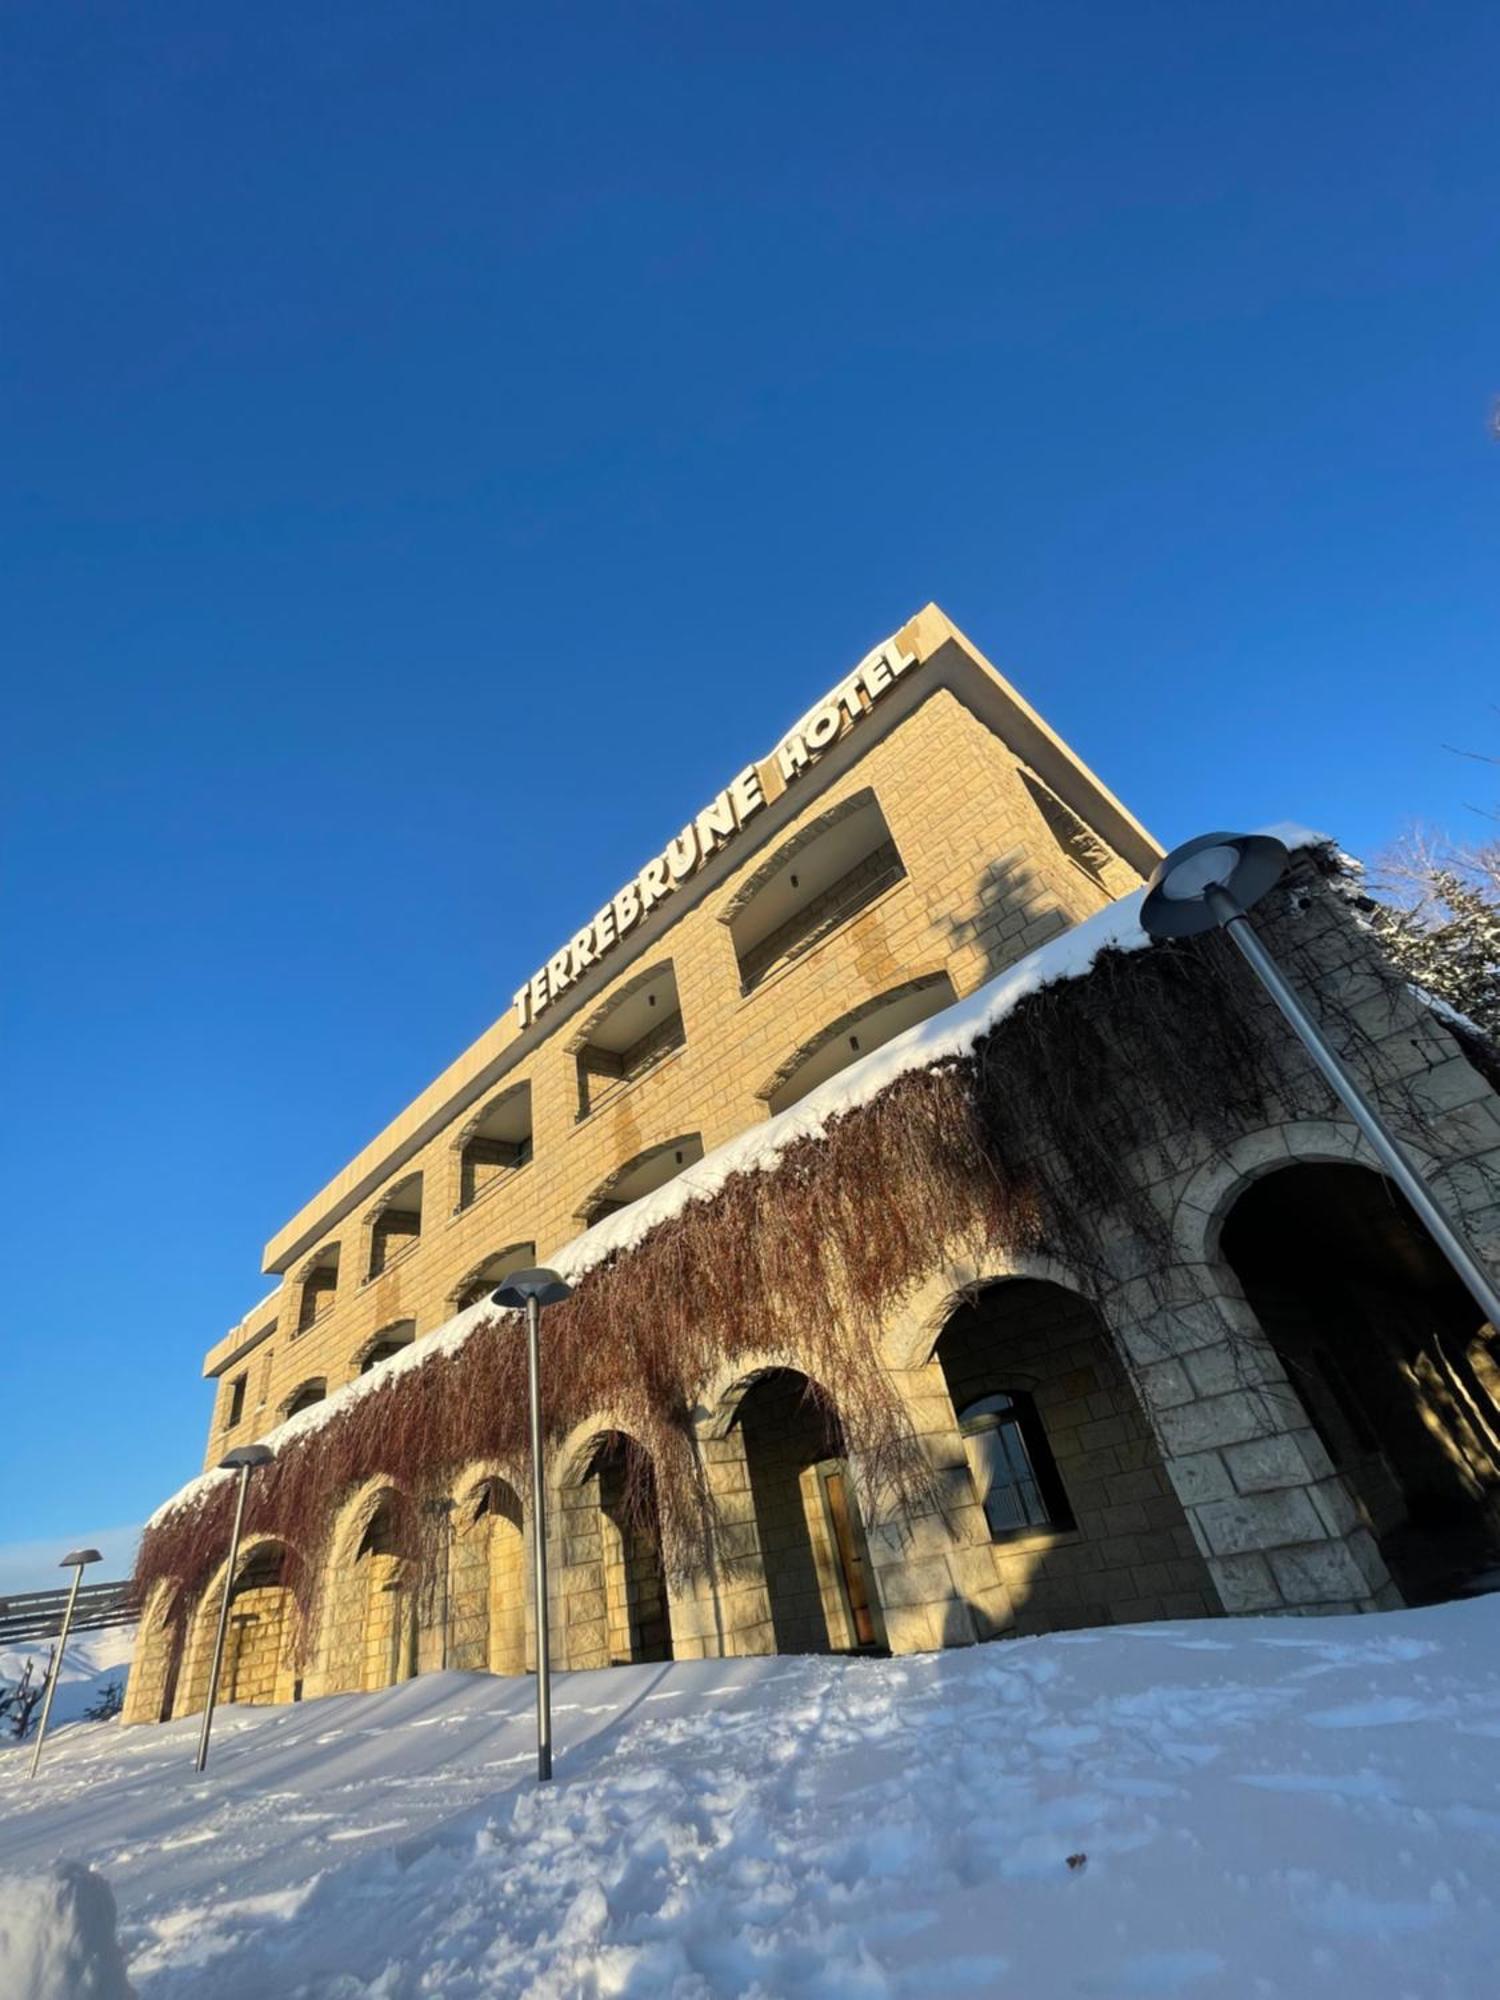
[367,1175,423,1279]
[734,1370,882,1655]
[281,1377,326,1418]
[760,974,955,1116]
[323,1489,420,1694]
[357,1321,415,1374]
[457,1084,533,1211]
[935,1280,1214,1634]
[447,1477,527,1675]
[726,790,907,994]
[296,1244,339,1334]
[452,1245,536,1314]
[124,1586,188,1725]
[573,963,686,1120]
[1221,1161,1500,1602]
[181,1541,301,1713]
[558,1432,673,1666]
[580,1135,704,1227]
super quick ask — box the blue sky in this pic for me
[2,1,1496,1587]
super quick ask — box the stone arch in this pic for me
[444,1462,528,1675]
[756,973,955,1115]
[279,1376,327,1419]
[552,1426,673,1668]
[177,1534,305,1715]
[931,1278,1216,1635]
[1171,1119,1424,1270]
[294,1241,340,1336]
[726,1367,885,1656]
[578,1134,704,1227]
[319,1479,420,1694]
[352,1320,416,1375]
[879,1250,1096,1377]
[450,1245,536,1315]
[122,1579,189,1725]
[1219,1158,1500,1602]
[453,1082,534,1212]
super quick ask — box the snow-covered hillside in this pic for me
[0,1626,136,1735]
[3,1600,1500,1996]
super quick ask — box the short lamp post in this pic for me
[490,1267,573,1783]
[194,1443,275,1774]
[1141,831,1500,1330]
[27,1548,102,1779]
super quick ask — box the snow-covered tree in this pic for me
[1367,827,1500,1041]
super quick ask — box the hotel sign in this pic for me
[513,632,922,1026]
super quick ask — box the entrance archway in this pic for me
[180,1539,301,1713]
[448,1476,527,1675]
[933,1279,1215,1633]
[1221,1161,1500,1600]
[735,1370,882,1654]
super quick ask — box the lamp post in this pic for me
[491,1267,573,1782]
[1141,831,1500,1330]
[27,1548,102,1779]
[194,1443,275,1774]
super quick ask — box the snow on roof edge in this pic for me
[146,822,1331,1532]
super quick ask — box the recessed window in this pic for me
[761,974,955,1117]
[368,1175,422,1279]
[959,1393,1073,1538]
[574,965,685,1120]
[458,1085,533,1210]
[453,1244,537,1312]
[358,1321,415,1374]
[225,1373,247,1428]
[296,1247,340,1334]
[283,1378,327,1419]
[728,793,905,994]
[580,1134,703,1227]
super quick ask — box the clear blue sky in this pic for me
[2,1,1496,1584]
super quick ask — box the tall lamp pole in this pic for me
[194,1443,275,1774]
[28,1547,102,1779]
[1141,831,1500,1330]
[491,1267,573,1783]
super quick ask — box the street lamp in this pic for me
[27,1548,102,1779]
[491,1267,573,1782]
[1141,831,1500,1329]
[194,1443,275,1774]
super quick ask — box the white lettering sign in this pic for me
[514,633,919,1026]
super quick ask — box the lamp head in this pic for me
[491,1266,573,1310]
[218,1444,275,1473]
[1140,831,1290,940]
[60,1549,102,1569]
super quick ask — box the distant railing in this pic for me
[0,1580,137,1648]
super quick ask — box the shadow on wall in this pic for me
[938,850,1065,989]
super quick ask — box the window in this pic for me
[727,792,906,994]
[283,1379,327,1418]
[225,1373,247,1428]
[580,1135,703,1227]
[453,1244,536,1313]
[574,965,685,1120]
[761,974,955,1116]
[368,1175,422,1279]
[959,1393,1073,1537]
[297,1247,340,1334]
[358,1322,415,1374]
[458,1085,533,1211]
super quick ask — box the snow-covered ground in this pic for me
[0,1625,136,1733]
[3,1600,1500,1997]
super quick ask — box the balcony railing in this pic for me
[739,856,905,995]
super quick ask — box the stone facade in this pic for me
[126,605,1500,1726]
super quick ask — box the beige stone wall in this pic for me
[204,669,1144,1465]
